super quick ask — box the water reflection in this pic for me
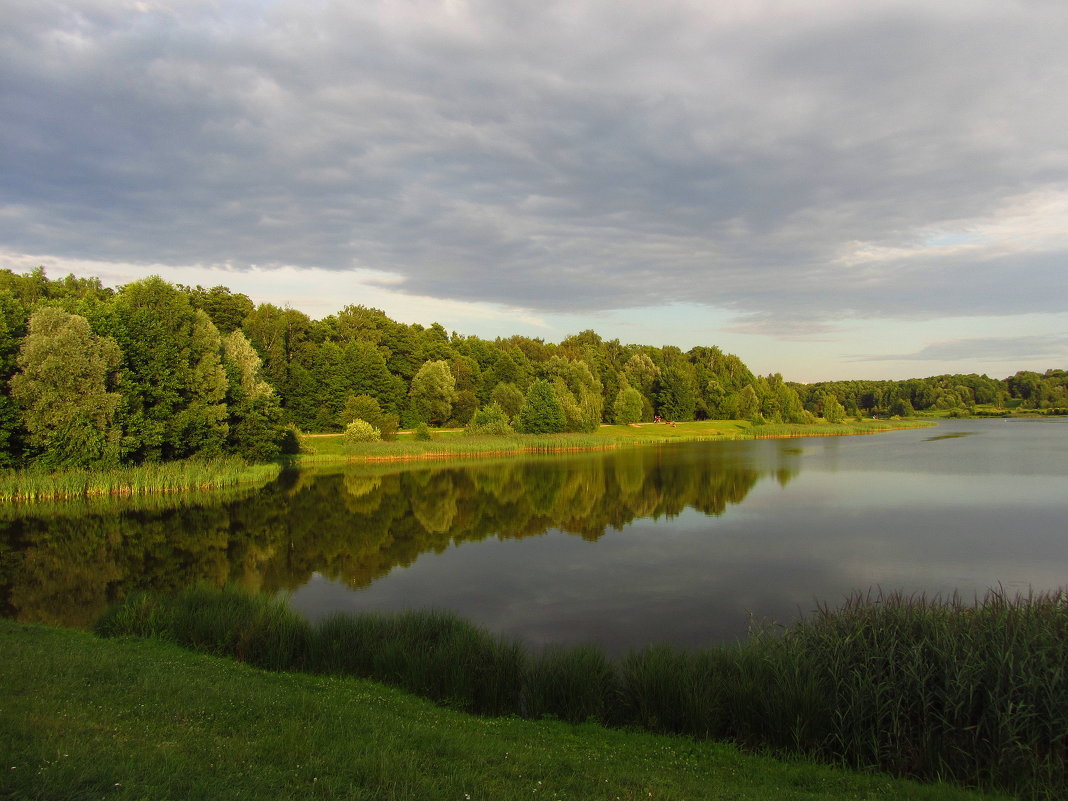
[0,444,797,628]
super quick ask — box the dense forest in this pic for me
[0,267,1063,470]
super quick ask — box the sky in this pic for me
[2,0,1067,382]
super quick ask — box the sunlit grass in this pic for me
[95,585,1064,799]
[297,418,933,464]
[2,619,997,801]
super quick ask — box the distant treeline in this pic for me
[790,371,1068,418]
[0,267,1062,469]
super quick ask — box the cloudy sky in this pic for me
[2,0,1067,381]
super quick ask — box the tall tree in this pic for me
[516,379,566,434]
[222,330,287,460]
[10,307,122,467]
[0,290,29,467]
[104,277,229,461]
[656,366,697,421]
[409,360,457,425]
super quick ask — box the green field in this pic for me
[298,418,930,464]
[0,620,1003,801]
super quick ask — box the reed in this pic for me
[523,644,620,724]
[95,585,312,671]
[0,457,281,503]
[95,585,1067,798]
[298,420,935,465]
[311,609,525,714]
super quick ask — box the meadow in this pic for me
[89,584,1066,800]
[3,617,1005,801]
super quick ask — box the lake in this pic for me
[2,418,1066,653]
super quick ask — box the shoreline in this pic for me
[295,418,936,466]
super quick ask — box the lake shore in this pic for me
[1,619,1000,801]
[297,418,936,464]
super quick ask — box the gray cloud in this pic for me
[2,0,1067,329]
[864,335,1068,363]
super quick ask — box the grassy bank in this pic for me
[298,418,932,464]
[94,586,1064,799]
[1,620,1003,801]
[0,456,282,503]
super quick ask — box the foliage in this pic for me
[95,585,1064,798]
[343,419,382,443]
[409,359,457,425]
[490,381,525,421]
[656,366,697,421]
[5,621,990,801]
[465,402,514,436]
[10,307,122,467]
[0,267,1059,473]
[613,384,644,425]
[516,379,566,434]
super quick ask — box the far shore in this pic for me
[295,417,937,465]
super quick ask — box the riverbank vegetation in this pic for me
[0,268,1056,484]
[0,447,796,627]
[0,456,281,502]
[297,418,930,464]
[2,620,998,801]
[91,585,1063,799]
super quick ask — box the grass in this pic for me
[0,456,282,503]
[1,619,1004,801]
[93,585,1065,799]
[298,418,934,465]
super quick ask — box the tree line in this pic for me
[0,267,1062,469]
[790,370,1068,419]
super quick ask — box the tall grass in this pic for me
[298,420,935,465]
[313,610,524,714]
[95,585,1068,799]
[0,457,281,502]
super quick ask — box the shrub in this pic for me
[344,419,381,444]
[465,402,514,436]
[413,422,433,441]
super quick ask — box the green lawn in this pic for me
[0,621,1004,801]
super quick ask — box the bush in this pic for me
[343,419,381,443]
[413,422,433,441]
[465,402,514,437]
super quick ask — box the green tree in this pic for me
[465,402,514,436]
[734,384,761,423]
[186,285,254,334]
[823,393,847,423]
[222,330,286,461]
[10,307,122,467]
[613,384,644,425]
[516,379,566,434]
[104,277,230,461]
[657,366,697,421]
[409,360,457,425]
[0,290,29,466]
[545,356,603,432]
[490,382,525,421]
[338,394,383,429]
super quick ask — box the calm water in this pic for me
[2,419,1066,652]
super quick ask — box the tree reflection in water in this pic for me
[0,443,799,627]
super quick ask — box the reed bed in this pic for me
[298,420,934,465]
[95,585,1067,799]
[0,457,281,503]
